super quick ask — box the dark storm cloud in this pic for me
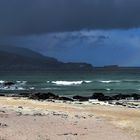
[0,0,140,35]
[49,32,108,42]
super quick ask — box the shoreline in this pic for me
[1,92,140,109]
[0,96,140,140]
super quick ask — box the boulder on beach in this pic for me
[90,93,114,101]
[73,95,89,101]
[58,96,74,102]
[29,92,59,100]
[28,92,74,101]
[112,94,131,100]
[131,94,140,100]
[19,93,31,97]
[0,94,5,97]
[90,93,105,101]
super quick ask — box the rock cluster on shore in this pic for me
[1,92,140,102]
[28,92,74,101]
[22,92,140,108]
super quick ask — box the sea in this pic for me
[1,71,140,96]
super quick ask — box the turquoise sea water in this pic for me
[1,71,140,96]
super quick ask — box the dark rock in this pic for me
[131,93,140,100]
[33,113,44,116]
[115,102,123,105]
[18,106,23,109]
[0,123,8,127]
[58,96,74,101]
[112,94,130,100]
[0,94,5,96]
[3,81,15,86]
[58,133,78,136]
[19,93,30,97]
[29,92,59,100]
[104,96,113,101]
[0,110,5,113]
[90,93,140,101]
[90,93,105,101]
[73,95,89,101]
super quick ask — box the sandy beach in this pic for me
[0,97,139,140]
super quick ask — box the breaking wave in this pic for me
[0,80,27,91]
[48,80,92,86]
[97,80,140,84]
[98,80,121,83]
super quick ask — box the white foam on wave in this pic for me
[99,80,120,83]
[29,87,35,90]
[106,88,111,91]
[17,87,25,90]
[84,80,92,83]
[50,80,92,86]
[0,80,27,91]
[16,81,27,85]
[0,86,25,91]
[52,81,83,85]
[0,80,5,84]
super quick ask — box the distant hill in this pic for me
[0,45,93,71]
[0,45,59,63]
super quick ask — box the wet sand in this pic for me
[0,97,139,140]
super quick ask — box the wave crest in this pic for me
[48,80,92,86]
[98,80,120,83]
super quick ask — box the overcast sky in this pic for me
[0,0,140,66]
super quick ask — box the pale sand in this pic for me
[0,97,140,140]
